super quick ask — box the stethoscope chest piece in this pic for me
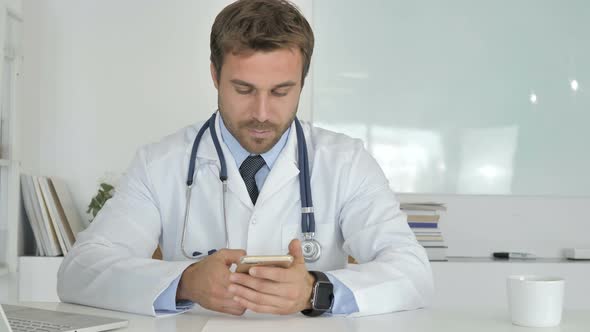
[302,232,321,263]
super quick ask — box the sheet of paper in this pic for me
[201,312,349,332]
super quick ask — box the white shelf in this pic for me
[0,271,17,303]
[18,256,64,302]
[0,159,12,166]
[0,263,7,276]
[433,257,590,264]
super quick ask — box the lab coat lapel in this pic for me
[223,151,254,210]
[193,122,251,207]
[203,114,254,210]
[256,121,300,207]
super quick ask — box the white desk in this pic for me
[5,302,589,332]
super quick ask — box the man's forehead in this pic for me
[230,78,297,88]
[224,48,301,67]
[221,48,303,85]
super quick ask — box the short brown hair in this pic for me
[210,0,314,86]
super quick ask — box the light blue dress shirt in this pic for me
[154,117,359,315]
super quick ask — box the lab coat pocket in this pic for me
[281,223,299,253]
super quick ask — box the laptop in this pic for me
[0,304,128,332]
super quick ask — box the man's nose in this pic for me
[252,94,270,123]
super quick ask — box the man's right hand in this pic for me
[176,249,247,315]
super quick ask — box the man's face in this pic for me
[211,48,303,154]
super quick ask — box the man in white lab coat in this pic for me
[58,0,433,317]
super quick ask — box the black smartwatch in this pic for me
[301,271,334,317]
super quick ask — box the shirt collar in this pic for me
[219,115,290,170]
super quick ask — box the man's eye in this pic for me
[272,90,288,97]
[236,89,252,95]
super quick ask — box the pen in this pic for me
[492,252,536,259]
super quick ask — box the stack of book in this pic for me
[20,174,85,256]
[400,202,447,261]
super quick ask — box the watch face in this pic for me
[314,282,334,310]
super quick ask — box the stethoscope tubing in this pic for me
[182,112,316,259]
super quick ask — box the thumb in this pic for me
[288,239,305,265]
[218,248,247,266]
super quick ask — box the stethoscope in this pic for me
[180,112,321,263]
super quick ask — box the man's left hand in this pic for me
[228,239,315,315]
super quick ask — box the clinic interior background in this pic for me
[12,0,590,259]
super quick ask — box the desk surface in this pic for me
[5,302,588,332]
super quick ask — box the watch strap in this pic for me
[301,271,333,317]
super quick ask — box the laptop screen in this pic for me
[0,305,13,332]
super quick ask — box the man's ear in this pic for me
[210,63,219,90]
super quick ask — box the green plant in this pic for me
[87,182,115,221]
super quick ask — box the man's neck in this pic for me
[217,114,291,170]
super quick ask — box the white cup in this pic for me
[507,275,565,327]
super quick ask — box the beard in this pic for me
[217,96,297,154]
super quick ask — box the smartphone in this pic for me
[235,255,294,273]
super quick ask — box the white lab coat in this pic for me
[57,115,434,317]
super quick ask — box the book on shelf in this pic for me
[37,176,68,255]
[417,238,446,245]
[408,222,438,228]
[39,177,76,253]
[20,174,85,257]
[412,229,441,234]
[400,202,447,212]
[407,214,440,222]
[416,236,444,241]
[416,235,444,241]
[408,219,439,224]
[50,177,85,238]
[31,175,62,256]
[420,243,446,249]
[402,209,439,216]
[401,201,448,261]
[20,176,46,256]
